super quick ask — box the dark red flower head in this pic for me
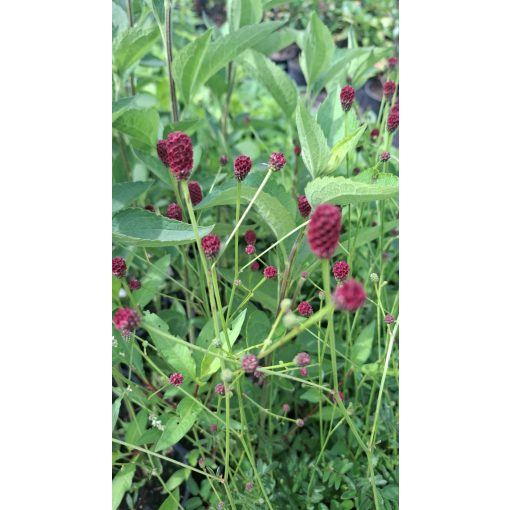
[201,234,221,259]
[250,261,260,271]
[297,195,311,218]
[384,314,395,324]
[340,85,356,112]
[219,155,228,166]
[263,266,278,279]
[387,105,399,133]
[241,353,258,374]
[169,372,184,387]
[215,383,225,395]
[166,202,183,221]
[299,367,308,377]
[332,260,350,281]
[129,278,141,290]
[352,167,361,176]
[370,128,380,139]
[388,56,398,69]
[308,204,342,259]
[294,352,311,367]
[166,131,193,180]
[380,151,391,162]
[156,139,168,165]
[294,145,301,156]
[383,80,396,100]
[234,155,252,181]
[113,307,140,336]
[112,257,127,278]
[297,301,313,317]
[268,152,286,171]
[244,230,256,244]
[188,180,203,206]
[245,244,255,255]
[333,279,366,311]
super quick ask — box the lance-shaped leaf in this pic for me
[325,124,367,173]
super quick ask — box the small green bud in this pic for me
[282,311,299,329]
[221,369,233,383]
[370,272,379,283]
[280,298,292,312]
[212,338,221,348]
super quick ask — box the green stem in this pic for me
[164,0,179,122]
[322,259,339,395]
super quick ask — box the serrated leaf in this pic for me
[112,94,157,123]
[305,175,398,207]
[173,30,212,104]
[113,107,159,147]
[155,398,201,451]
[316,85,344,147]
[296,99,330,178]
[142,312,196,381]
[326,125,367,173]
[112,181,153,213]
[300,13,334,87]
[113,25,160,74]
[112,208,214,247]
[241,50,297,118]
[112,464,135,510]
[351,321,375,366]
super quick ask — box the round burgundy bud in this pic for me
[156,139,169,166]
[263,266,278,279]
[113,307,140,336]
[166,202,183,221]
[299,367,308,377]
[307,204,342,259]
[384,314,395,324]
[294,145,301,156]
[332,260,350,281]
[297,301,313,317]
[300,271,309,279]
[201,234,221,259]
[370,128,380,140]
[388,56,398,69]
[112,257,127,278]
[333,279,366,311]
[219,155,228,166]
[294,352,311,367]
[245,482,254,493]
[251,261,260,271]
[169,372,184,387]
[244,230,256,244]
[215,383,225,396]
[129,278,141,290]
[380,151,391,162]
[234,155,252,181]
[210,423,218,433]
[383,80,396,100]
[188,180,203,206]
[166,131,193,180]
[241,353,259,374]
[268,152,286,171]
[198,457,205,469]
[387,105,399,133]
[297,195,312,218]
[340,85,356,112]
[245,244,255,255]
[144,204,156,212]
[296,418,305,428]
[282,403,290,413]
[243,116,251,124]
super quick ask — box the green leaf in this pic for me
[300,13,334,87]
[143,312,196,381]
[316,85,344,147]
[230,0,263,30]
[305,175,398,208]
[112,181,153,213]
[340,220,399,249]
[113,107,159,148]
[155,398,201,451]
[112,208,214,248]
[166,468,191,491]
[326,124,367,173]
[173,30,212,104]
[296,98,330,178]
[351,321,375,366]
[245,310,271,345]
[112,94,157,123]
[113,25,160,74]
[112,398,122,432]
[112,463,135,510]
[158,489,180,510]
[241,50,297,118]
[133,150,173,187]
[200,310,246,381]
[195,171,296,246]
[193,21,284,97]
[251,27,297,55]
[134,255,171,308]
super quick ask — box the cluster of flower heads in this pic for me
[112,256,142,291]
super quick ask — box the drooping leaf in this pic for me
[296,99,330,178]
[300,13,335,87]
[112,463,136,510]
[113,107,159,148]
[142,312,196,381]
[173,30,212,104]
[155,398,201,451]
[305,175,398,208]
[351,321,376,366]
[112,208,214,247]
[113,25,160,74]
[326,125,367,173]
[241,50,297,118]
[112,181,153,213]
